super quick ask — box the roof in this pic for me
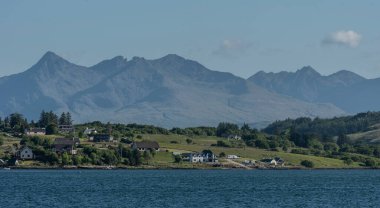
[94,134,112,138]
[20,146,33,151]
[261,158,275,163]
[181,153,192,157]
[54,144,74,151]
[54,138,76,145]
[134,141,159,149]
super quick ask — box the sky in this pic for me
[1,0,380,78]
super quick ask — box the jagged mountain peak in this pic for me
[37,51,69,65]
[90,55,128,72]
[25,51,83,75]
[296,66,321,77]
[159,54,186,61]
[153,54,190,66]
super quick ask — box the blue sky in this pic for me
[1,0,380,78]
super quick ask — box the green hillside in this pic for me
[141,134,371,168]
[348,124,380,144]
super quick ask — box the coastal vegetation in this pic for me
[1,110,380,169]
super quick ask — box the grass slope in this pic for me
[348,124,380,144]
[142,134,363,168]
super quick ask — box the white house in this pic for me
[18,146,34,160]
[227,155,240,159]
[274,157,285,166]
[190,153,205,163]
[83,127,97,135]
[189,153,218,163]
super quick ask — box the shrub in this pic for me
[343,158,353,165]
[120,138,133,144]
[216,140,230,147]
[300,160,314,168]
[173,155,182,163]
[255,139,269,149]
[364,158,377,167]
[291,149,310,155]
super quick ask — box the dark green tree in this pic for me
[337,134,351,147]
[59,112,67,125]
[173,155,182,163]
[202,149,213,155]
[300,160,314,168]
[61,152,72,165]
[45,124,58,135]
[143,151,151,164]
[216,122,239,137]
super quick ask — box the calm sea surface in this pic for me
[0,169,379,207]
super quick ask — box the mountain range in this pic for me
[1,51,376,128]
[249,66,380,113]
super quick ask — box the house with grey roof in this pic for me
[132,141,160,152]
[53,138,79,155]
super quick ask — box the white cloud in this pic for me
[322,30,362,48]
[213,39,252,58]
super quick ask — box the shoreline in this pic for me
[4,165,379,171]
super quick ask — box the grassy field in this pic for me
[0,133,21,158]
[141,134,367,168]
[349,127,380,144]
[2,132,379,169]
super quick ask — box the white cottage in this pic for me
[227,155,240,159]
[19,146,34,160]
[189,153,218,163]
[190,153,205,163]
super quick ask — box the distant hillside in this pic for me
[248,66,380,113]
[263,111,380,144]
[0,52,344,127]
[348,124,380,144]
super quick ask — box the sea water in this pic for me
[1,169,379,207]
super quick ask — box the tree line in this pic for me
[0,111,72,135]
